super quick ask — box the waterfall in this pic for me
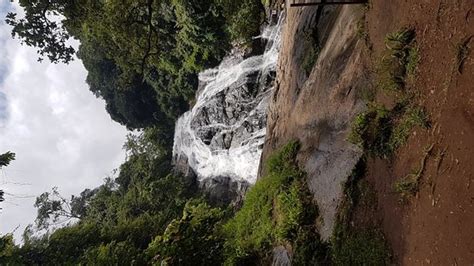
[173,15,284,184]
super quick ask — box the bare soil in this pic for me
[365,0,474,264]
[263,0,474,264]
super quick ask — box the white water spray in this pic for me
[173,15,284,184]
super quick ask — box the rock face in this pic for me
[272,246,292,266]
[172,16,284,201]
[260,4,367,242]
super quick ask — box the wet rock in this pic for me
[200,176,250,207]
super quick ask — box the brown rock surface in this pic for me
[260,4,367,240]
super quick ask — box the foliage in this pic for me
[378,27,417,91]
[406,45,420,77]
[2,1,270,264]
[349,104,393,157]
[84,240,145,265]
[0,151,15,168]
[332,228,390,265]
[349,100,429,157]
[332,160,391,265]
[146,200,225,265]
[7,0,263,130]
[0,234,18,264]
[34,187,89,230]
[218,0,265,44]
[302,29,321,76]
[0,151,15,206]
[389,106,429,150]
[5,1,75,63]
[1,126,199,265]
[394,144,434,201]
[223,141,326,264]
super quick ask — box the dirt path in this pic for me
[365,0,474,264]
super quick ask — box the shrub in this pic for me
[223,141,326,264]
[349,104,393,157]
[218,0,265,44]
[332,161,391,265]
[349,104,429,157]
[389,106,429,151]
[378,27,417,91]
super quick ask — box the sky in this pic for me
[0,2,128,241]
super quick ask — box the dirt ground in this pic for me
[365,0,474,264]
[262,0,473,264]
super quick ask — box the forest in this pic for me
[0,0,307,264]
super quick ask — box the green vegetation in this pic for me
[394,144,434,200]
[146,200,226,265]
[302,29,321,75]
[349,103,429,157]
[351,28,430,158]
[0,127,204,264]
[378,27,417,91]
[6,0,265,132]
[0,140,331,265]
[349,104,393,157]
[0,152,15,207]
[332,160,391,265]
[224,141,328,265]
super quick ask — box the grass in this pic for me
[406,45,420,77]
[456,36,472,74]
[378,27,417,91]
[389,106,430,151]
[331,159,391,265]
[349,104,393,157]
[349,104,429,157]
[394,144,434,200]
[351,27,430,158]
[223,141,327,265]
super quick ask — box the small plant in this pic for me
[389,106,430,151]
[332,160,391,265]
[350,103,430,157]
[406,45,420,76]
[349,104,393,157]
[378,27,418,91]
[394,174,419,199]
[302,30,321,76]
[394,144,434,200]
[456,36,472,73]
[385,28,415,52]
[356,19,368,41]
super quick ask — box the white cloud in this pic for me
[0,2,128,242]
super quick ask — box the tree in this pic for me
[34,187,90,230]
[5,0,76,63]
[0,151,15,168]
[0,151,15,206]
[146,200,225,265]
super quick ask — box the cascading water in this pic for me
[173,15,284,185]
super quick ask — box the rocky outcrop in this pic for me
[272,246,292,266]
[260,4,367,241]
[173,16,283,189]
[172,16,284,203]
[199,176,250,207]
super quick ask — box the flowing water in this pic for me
[173,15,284,184]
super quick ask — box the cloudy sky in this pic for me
[0,2,128,241]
